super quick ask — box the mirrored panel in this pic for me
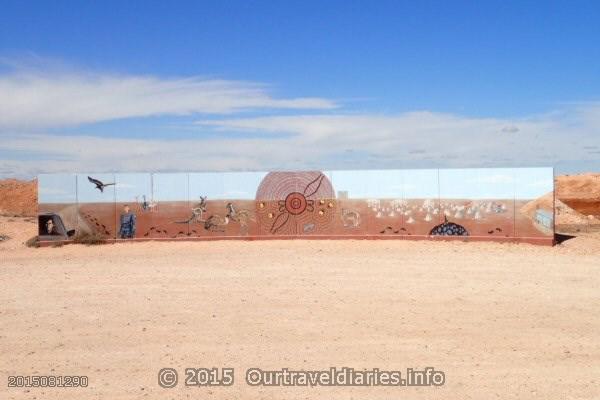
[149,173,190,239]
[222,172,265,236]
[115,173,154,239]
[76,173,117,239]
[256,170,335,236]
[327,170,369,235]
[38,174,78,239]
[438,168,515,239]
[514,167,554,241]
[36,167,554,244]
[188,172,226,237]
[364,169,406,236]
[401,169,441,237]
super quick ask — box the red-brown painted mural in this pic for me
[37,168,555,245]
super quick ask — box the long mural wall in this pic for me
[38,168,555,245]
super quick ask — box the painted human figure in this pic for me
[45,219,59,235]
[119,205,136,239]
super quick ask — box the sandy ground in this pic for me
[1,216,600,399]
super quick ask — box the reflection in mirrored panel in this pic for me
[188,172,263,237]
[115,174,154,239]
[189,172,225,201]
[36,167,554,244]
[329,170,369,235]
[363,169,407,236]
[438,168,515,238]
[255,170,335,236]
[76,173,117,239]
[401,169,441,236]
[223,172,266,200]
[38,174,78,239]
[223,172,265,236]
[77,173,116,203]
[38,174,77,204]
[514,167,554,239]
[149,173,189,239]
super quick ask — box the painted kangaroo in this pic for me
[203,206,230,232]
[204,203,254,234]
[176,196,208,224]
[176,198,254,234]
[227,203,255,235]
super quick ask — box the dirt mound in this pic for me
[521,173,600,230]
[556,201,600,226]
[556,232,600,254]
[556,173,600,199]
[520,191,600,227]
[520,192,553,219]
[556,174,600,217]
[0,179,37,217]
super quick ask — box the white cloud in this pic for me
[0,133,294,177]
[1,104,599,178]
[0,65,337,129]
[0,59,599,178]
[196,107,600,167]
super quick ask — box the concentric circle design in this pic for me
[255,171,336,235]
[285,192,307,215]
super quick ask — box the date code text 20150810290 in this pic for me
[7,375,88,388]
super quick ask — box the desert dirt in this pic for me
[0,179,37,217]
[1,215,600,400]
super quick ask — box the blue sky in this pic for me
[1,1,600,177]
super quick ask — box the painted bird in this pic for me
[87,176,115,192]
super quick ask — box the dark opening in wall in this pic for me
[38,213,75,238]
[429,218,469,236]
